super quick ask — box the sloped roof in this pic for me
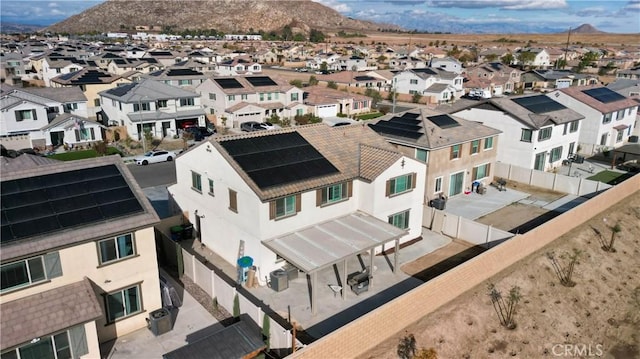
[487,95,584,129]
[559,85,638,113]
[100,79,199,102]
[51,67,123,85]
[0,154,60,172]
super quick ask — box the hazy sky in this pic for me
[1,0,639,33]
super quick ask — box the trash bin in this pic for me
[148,308,172,336]
[429,198,446,210]
[170,226,183,242]
[270,269,289,292]
[181,224,193,240]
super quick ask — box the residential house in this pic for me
[106,58,162,76]
[462,62,523,96]
[514,47,551,68]
[607,78,640,98]
[99,79,205,140]
[0,52,28,85]
[392,68,464,104]
[142,50,182,67]
[50,67,130,120]
[40,113,106,148]
[0,156,161,358]
[369,109,500,203]
[450,94,584,171]
[142,67,209,89]
[477,48,510,63]
[616,66,640,80]
[549,86,639,154]
[216,57,262,76]
[388,56,428,70]
[303,85,373,117]
[167,124,425,282]
[305,53,341,71]
[336,56,376,72]
[430,57,463,74]
[195,75,305,128]
[520,69,598,91]
[1,85,88,150]
[41,56,97,87]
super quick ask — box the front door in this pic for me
[534,152,546,171]
[449,171,464,197]
[162,122,171,137]
[50,131,64,146]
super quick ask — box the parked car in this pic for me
[241,121,267,132]
[134,150,176,165]
[259,122,277,130]
[616,160,640,172]
[184,125,216,141]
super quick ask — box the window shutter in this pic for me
[269,201,276,220]
[44,252,63,279]
[316,189,323,207]
[90,128,95,140]
[75,130,80,142]
[69,324,89,357]
[411,173,417,189]
[450,146,454,159]
[472,167,478,181]
[295,194,301,212]
[469,142,474,154]
[229,189,237,212]
[31,109,37,121]
[347,181,353,198]
[385,179,391,197]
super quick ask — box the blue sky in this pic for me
[1,0,639,33]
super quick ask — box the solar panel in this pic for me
[354,76,376,81]
[375,120,422,133]
[107,83,136,97]
[428,115,460,129]
[583,87,626,104]
[368,123,423,139]
[412,68,438,75]
[245,76,277,87]
[0,164,144,243]
[219,132,339,189]
[168,68,203,76]
[215,78,244,89]
[512,95,567,114]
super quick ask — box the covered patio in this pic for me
[262,211,407,314]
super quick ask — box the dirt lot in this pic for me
[359,191,640,359]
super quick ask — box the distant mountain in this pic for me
[567,24,606,34]
[46,0,399,34]
[0,23,45,34]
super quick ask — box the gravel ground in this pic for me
[175,273,232,321]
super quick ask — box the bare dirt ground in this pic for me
[359,191,640,359]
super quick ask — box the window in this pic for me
[550,146,563,162]
[470,140,480,154]
[450,144,461,159]
[133,102,150,112]
[563,123,568,135]
[616,130,624,142]
[434,177,442,193]
[291,93,299,101]
[229,189,238,212]
[296,108,303,116]
[568,142,575,155]
[317,182,350,206]
[267,93,272,101]
[538,127,552,141]
[616,109,625,120]
[3,329,82,359]
[178,79,192,86]
[227,95,236,102]
[1,253,61,292]
[98,234,135,264]
[521,129,533,142]
[241,94,248,100]
[602,113,612,124]
[484,136,493,150]
[270,195,298,219]
[208,178,214,196]
[180,98,195,106]
[106,285,141,322]
[386,173,416,197]
[569,121,579,133]
[472,163,491,180]
[388,210,410,230]
[94,98,101,106]
[259,93,264,101]
[157,100,168,108]
[15,109,34,121]
[209,93,216,100]
[191,171,202,192]
[409,79,418,85]
[416,148,427,162]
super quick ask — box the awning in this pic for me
[262,211,407,274]
[613,124,630,130]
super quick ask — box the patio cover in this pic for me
[262,211,407,274]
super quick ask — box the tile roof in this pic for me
[51,67,123,85]
[0,154,60,172]
[99,79,199,102]
[0,156,159,261]
[0,278,103,351]
[559,85,639,113]
[488,95,585,128]
[212,123,401,201]
[208,75,293,95]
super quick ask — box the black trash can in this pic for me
[182,224,194,240]
[170,225,183,242]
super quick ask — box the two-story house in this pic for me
[369,109,500,203]
[520,69,598,92]
[430,57,463,74]
[392,68,464,104]
[1,85,89,150]
[514,47,551,68]
[142,67,209,89]
[0,52,28,86]
[303,85,373,117]
[98,79,205,140]
[50,67,130,120]
[450,94,584,171]
[0,156,161,358]
[549,86,639,155]
[462,62,523,96]
[167,124,425,296]
[336,56,375,72]
[195,75,305,128]
[216,57,262,76]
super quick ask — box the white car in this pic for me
[134,150,176,165]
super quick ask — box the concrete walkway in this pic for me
[444,185,531,220]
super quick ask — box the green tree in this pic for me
[501,53,514,65]
[320,61,328,72]
[308,75,319,86]
[282,25,293,41]
[309,29,325,43]
[377,55,387,63]
[293,33,306,42]
[411,92,422,104]
[517,51,536,68]
[289,79,303,87]
[364,88,382,107]
[327,81,338,89]
[485,53,498,62]
[487,283,521,330]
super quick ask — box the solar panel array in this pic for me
[71,70,112,84]
[215,78,244,89]
[354,76,376,81]
[512,95,567,114]
[428,114,461,129]
[220,132,339,189]
[368,112,424,139]
[582,87,626,104]
[246,76,277,87]
[106,83,136,97]
[168,68,203,76]
[1,165,144,243]
[412,68,438,75]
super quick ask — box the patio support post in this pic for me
[393,239,399,273]
[369,248,374,288]
[342,260,347,300]
[311,271,317,315]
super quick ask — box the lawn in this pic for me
[356,112,383,120]
[586,170,634,185]
[48,147,122,161]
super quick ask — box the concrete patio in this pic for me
[444,185,531,220]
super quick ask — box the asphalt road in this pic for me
[127,161,176,189]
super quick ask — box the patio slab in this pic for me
[444,185,531,220]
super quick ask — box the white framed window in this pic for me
[521,129,533,142]
[434,177,442,193]
[472,163,491,180]
[191,171,202,192]
[208,178,214,196]
[569,121,579,133]
[484,137,493,150]
[550,146,563,162]
[416,148,427,162]
[270,195,299,219]
[318,182,349,206]
[291,93,299,101]
[178,79,192,86]
[180,98,195,106]
[241,94,248,100]
[3,329,81,359]
[616,109,624,120]
[410,79,418,84]
[450,144,461,159]
[133,102,150,112]
[1,257,45,292]
[388,209,410,230]
[616,130,624,142]
[470,140,480,154]
[98,234,135,265]
[386,173,415,196]
[106,285,141,322]
[15,109,34,121]
[602,113,612,124]
[538,127,552,141]
[209,93,216,100]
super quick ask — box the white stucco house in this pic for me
[167,124,425,295]
[392,68,464,103]
[548,86,638,155]
[451,94,584,171]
